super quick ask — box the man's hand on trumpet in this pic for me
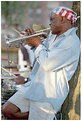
[21,28,42,47]
[26,36,41,47]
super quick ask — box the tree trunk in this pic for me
[61,1,80,120]
[61,63,80,120]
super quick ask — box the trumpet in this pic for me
[4,27,50,46]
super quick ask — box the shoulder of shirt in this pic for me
[63,27,78,37]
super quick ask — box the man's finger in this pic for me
[25,28,34,35]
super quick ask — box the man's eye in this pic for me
[50,18,55,22]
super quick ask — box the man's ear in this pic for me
[61,16,66,24]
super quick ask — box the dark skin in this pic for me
[2,13,72,119]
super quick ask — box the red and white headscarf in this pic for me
[52,6,80,24]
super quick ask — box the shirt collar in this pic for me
[49,27,78,41]
[54,27,78,39]
[63,27,78,36]
[62,27,78,38]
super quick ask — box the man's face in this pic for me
[49,13,63,35]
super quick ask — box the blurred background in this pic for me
[1,1,80,120]
[1,1,73,27]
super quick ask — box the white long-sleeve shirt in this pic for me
[24,27,80,112]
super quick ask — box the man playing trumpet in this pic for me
[2,6,80,120]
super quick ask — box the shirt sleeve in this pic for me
[34,43,79,71]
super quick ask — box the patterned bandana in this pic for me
[52,6,80,24]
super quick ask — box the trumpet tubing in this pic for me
[5,28,50,45]
[34,27,50,33]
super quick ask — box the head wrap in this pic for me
[52,6,80,24]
